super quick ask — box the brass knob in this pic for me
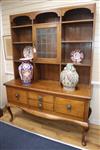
[38,103,42,108]
[38,96,43,102]
[66,104,72,111]
[38,95,43,110]
[15,93,20,100]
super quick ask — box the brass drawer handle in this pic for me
[38,96,43,102]
[38,103,42,108]
[15,93,20,100]
[66,104,72,111]
[38,96,43,111]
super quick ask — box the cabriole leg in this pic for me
[82,125,89,146]
[7,105,13,122]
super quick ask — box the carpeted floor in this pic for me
[0,121,83,150]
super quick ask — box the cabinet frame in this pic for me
[4,3,96,146]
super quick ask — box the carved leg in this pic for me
[82,125,89,146]
[88,107,92,118]
[7,105,13,122]
[82,107,91,146]
[0,108,3,117]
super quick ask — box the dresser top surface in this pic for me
[4,79,92,100]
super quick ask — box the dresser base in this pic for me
[6,103,89,146]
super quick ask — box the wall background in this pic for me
[0,0,100,125]
[0,3,2,107]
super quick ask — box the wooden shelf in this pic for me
[14,60,34,63]
[12,24,32,28]
[35,61,60,65]
[32,22,60,28]
[62,19,93,24]
[61,61,91,67]
[14,60,21,63]
[61,59,91,67]
[13,41,33,44]
[62,40,92,43]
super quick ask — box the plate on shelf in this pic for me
[70,49,84,63]
[23,46,33,59]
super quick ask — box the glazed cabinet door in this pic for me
[33,23,61,64]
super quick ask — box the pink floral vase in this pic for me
[60,63,79,91]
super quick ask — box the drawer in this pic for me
[7,87,27,104]
[29,99,53,111]
[54,97,85,118]
[28,91,54,104]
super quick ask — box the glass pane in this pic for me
[36,27,57,58]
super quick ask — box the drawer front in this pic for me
[29,99,53,111]
[28,91,54,103]
[54,97,84,118]
[7,87,27,104]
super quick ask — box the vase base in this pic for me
[63,86,75,91]
[22,82,31,86]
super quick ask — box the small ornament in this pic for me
[70,49,84,63]
[60,63,79,91]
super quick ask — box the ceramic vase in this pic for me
[60,63,79,91]
[18,60,33,86]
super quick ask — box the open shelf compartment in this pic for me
[11,15,32,26]
[62,22,93,42]
[61,64,91,85]
[34,12,60,24]
[34,64,60,81]
[62,8,93,21]
[12,27,32,42]
[61,43,92,66]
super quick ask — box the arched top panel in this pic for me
[11,16,32,26]
[34,12,60,24]
[62,8,94,21]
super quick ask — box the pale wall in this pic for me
[1,0,100,125]
[0,3,2,107]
